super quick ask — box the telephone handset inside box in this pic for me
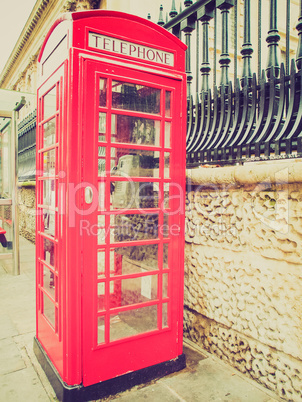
[111,154,159,209]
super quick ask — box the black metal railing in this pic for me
[154,0,302,166]
[18,110,36,181]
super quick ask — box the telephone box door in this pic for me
[81,59,185,386]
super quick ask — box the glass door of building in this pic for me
[0,89,30,274]
[0,117,14,261]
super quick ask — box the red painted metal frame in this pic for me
[81,60,185,385]
[36,10,186,388]
[36,64,66,377]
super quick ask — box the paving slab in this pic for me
[104,344,280,402]
[0,237,282,402]
[0,313,19,340]
[0,364,51,402]
[161,356,276,402]
[0,337,26,376]
[111,382,181,402]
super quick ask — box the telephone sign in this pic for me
[34,10,187,401]
[88,32,175,66]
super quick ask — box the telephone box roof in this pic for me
[38,10,187,69]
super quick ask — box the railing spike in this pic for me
[266,0,280,78]
[184,0,193,8]
[291,56,297,74]
[186,95,194,143]
[241,0,253,85]
[274,58,297,146]
[228,75,250,148]
[264,62,287,149]
[163,0,301,165]
[261,68,266,82]
[181,8,196,99]
[169,0,178,19]
[296,2,302,70]
[236,73,257,148]
[215,79,233,151]
[285,66,302,140]
[157,4,165,26]
[198,5,213,93]
[217,1,234,86]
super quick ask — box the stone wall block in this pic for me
[185,165,302,398]
[185,242,302,359]
[291,218,302,235]
[184,308,302,401]
[259,376,275,391]
[291,375,302,393]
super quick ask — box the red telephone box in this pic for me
[34,10,187,401]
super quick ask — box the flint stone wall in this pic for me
[185,161,302,401]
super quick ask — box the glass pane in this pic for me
[163,214,169,238]
[165,91,171,117]
[110,147,116,170]
[99,113,106,142]
[97,251,105,277]
[0,206,12,252]
[110,304,158,341]
[110,149,159,178]
[43,293,55,328]
[165,121,171,148]
[43,149,56,176]
[43,87,56,120]
[99,78,107,107]
[98,147,106,176]
[111,244,159,275]
[97,181,106,211]
[111,181,159,209]
[110,213,158,243]
[43,265,55,299]
[43,179,56,207]
[97,227,106,244]
[109,275,157,308]
[43,209,55,237]
[112,81,160,114]
[43,118,56,147]
[163,243,169,269]
[97,215,106,245]
[111,115,160,146]
[97,316,105,344]
[98,215,105,226]
[162,273,168,298]
[162,302,168,328]
[43,238,55,266]
[164,153,170,179]
[108,249,118,276]
[163,183,169,209]
[97,282,105,311]
[0,119,11,196]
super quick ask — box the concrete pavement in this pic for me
[0,237,282,402]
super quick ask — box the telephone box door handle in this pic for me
[85,186,93,204]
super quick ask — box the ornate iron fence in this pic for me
[18,110,36,181]
[156,0,302,166]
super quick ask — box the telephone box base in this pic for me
[33,337,186,402]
